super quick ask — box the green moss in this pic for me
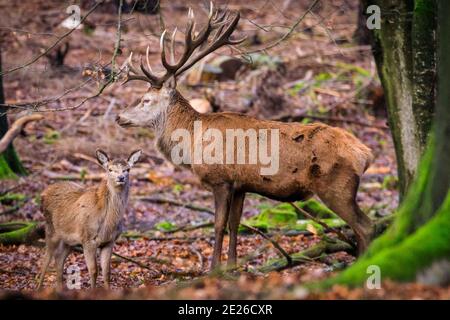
[0,192,26,203]
[0,144,27,179]
[241,199,341,232]
[318,191,450,288]
[0,221,40,245]
[363,135,435,257]
[0,154,17,179]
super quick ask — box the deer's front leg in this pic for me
[83,241,98,288]
[211,184,232,270]
[100,243,113,289]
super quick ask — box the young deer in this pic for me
[37,149,142,289]
[116,3,374,269]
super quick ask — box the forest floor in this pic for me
[0,0,448,299]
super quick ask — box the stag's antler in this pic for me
[124,2,245,88]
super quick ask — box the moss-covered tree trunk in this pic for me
[319,0,449,288]
[370,0,436,197]
[0,46,27,179]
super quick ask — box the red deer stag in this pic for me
[116,3,374,269]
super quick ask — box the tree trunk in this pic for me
[370,0,436,197]
[0,46,27,179]
[318,0,449,288]
[353,0,372,45]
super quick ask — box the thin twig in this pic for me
[111,0,124,80]
[72,246,155,272]
[0,0,105,77]
[112,251,155,272]
[243,0,320,54]
[240,223,293,266]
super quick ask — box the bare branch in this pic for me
[0,0,105,77]
[0,114,44,154]
[242,0,320,54]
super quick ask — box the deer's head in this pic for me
[116,2,244,128]
[96,149,142,187]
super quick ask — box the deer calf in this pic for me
[37,149,142,289]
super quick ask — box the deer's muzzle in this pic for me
[116,115,132,127]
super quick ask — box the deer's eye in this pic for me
[109,169,113,172]
[143,99,150,104]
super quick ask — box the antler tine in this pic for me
[160,29,177,73]
[188,7,197,38]
[145,46,154,74]
[219,12,245,44]
[209,1,214,18]
[175,11,243,77]
[212,10,228,26]
[122,52,153,84]
[126,52,140,75]
[161,8,214,73]
[123,4,243,87]
[139,56,159,83]
[170,27,178,64]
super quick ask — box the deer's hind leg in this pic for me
[55,242,71,290]
[315,173,374,255]
[37,237,58,290]
[227,191,245,268]
[211,184,232,270]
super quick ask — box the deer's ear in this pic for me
[128,149,142,167]
[96,149,109,167]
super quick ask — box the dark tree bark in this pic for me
[319,0,449,288]
[369,0,436,197]
[0,46,27,179]
[353,0,372,45]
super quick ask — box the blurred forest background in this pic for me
[0,0,448,299]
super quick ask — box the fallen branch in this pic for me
[0,221,45,245]
[164,221,213,234]
[259,236,353,273]
[136,196,214,215]
[240,223,293,267]
[289,202,354,247]
[139,195,293,265]
[111,251,155,272]
[43,170,103,181]
[0,114,44,154]
[121,231,215,242]
[71,245,155,272]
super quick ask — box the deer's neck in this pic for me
[148,92,198,135]
[156,92,200,162]
[97,179,128,237]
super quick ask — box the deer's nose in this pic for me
[115,115,121,123]
[117,175,125,182]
